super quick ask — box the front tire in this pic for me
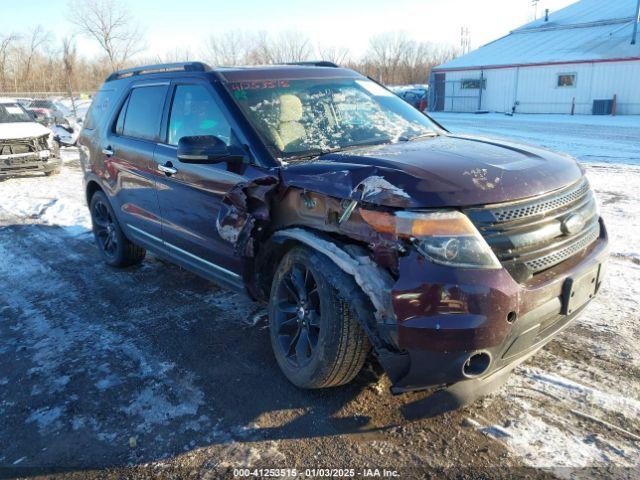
[89,191,146,267]
[268,246,370,389]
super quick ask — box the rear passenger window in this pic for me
[84,89,114,130]
[119,85,167,141]
[167,85,231,146]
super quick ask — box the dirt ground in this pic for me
[1,116,639,479]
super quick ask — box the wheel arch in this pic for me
[253,228,398,349]
[85,179,104,206]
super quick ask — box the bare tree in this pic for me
[0,33,19,90]
[69,0,143,71]
[22,26,51,85]
[360,31,460,85]
[205,30,252,66]
[364,32,412,83]
[248,31,275,64]
[317,45,350,65]
[62,37,78,116]
[0,23,460,95]
[265,31,312,63]
[205,30,313,66]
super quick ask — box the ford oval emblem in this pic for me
[561,213,585,236]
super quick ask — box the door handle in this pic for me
[102,146,114,157]
[158,162,178,176]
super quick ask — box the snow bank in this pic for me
[0,149,90,235]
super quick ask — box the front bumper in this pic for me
[380,218,609,395]
[0,151,61,176]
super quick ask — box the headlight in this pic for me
[360,209,501,269]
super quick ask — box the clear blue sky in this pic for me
[1,0,576,59]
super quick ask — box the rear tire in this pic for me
[268,245,370,389]
[89,190,145,267]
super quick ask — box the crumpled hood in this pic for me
[281,134,584,208]
[0,122,51,141]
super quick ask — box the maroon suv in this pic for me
[79,62,608,406]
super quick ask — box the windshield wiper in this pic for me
[285,140,391,161]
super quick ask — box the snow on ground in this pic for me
[434,112,640,471]
[0,149,90,235]
[431,112,640,166]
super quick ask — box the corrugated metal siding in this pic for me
[589,61,640,114]
[439,61,640,114]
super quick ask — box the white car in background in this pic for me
[0,98,61,177]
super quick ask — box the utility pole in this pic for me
[531,0,540,20]
[460,26,471,54]
[632,0,640,45]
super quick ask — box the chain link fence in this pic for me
[0,91,96,100]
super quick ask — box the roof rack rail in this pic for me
[284,61,339,68]
[106,62,211,82]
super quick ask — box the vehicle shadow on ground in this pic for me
[0,223,427,475]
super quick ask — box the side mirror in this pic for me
[177,135,244,164]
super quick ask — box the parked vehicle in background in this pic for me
[79,62,608,407]
[14,98,33,107]
[25,99,67,126]
[51,122,80,146]
[394,86,429,111]
[0,98,61,176]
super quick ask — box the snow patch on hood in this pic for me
[0,122,51,140]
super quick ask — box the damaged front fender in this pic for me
[280,161,417,208]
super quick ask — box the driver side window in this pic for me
[167,85,231,146]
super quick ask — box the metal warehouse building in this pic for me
[430,0,640,115]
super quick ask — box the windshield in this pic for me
[226,77,437,160]
[0,103,33,123]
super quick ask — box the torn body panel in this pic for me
[216,174,279,257]
[280,161,417,208]
[272,228,395,325]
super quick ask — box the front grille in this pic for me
[491,181,589,222]
[0,135,48,156]
[465,178,600,283]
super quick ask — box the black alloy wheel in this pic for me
[91,197,119,260]
[273,263,321,367]
[268,246,370,389]
[89,190,145,267]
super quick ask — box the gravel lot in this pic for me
[1,114,639,479]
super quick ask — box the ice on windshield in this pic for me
[227,78,436,160]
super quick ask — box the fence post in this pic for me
[571,97,575,115]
